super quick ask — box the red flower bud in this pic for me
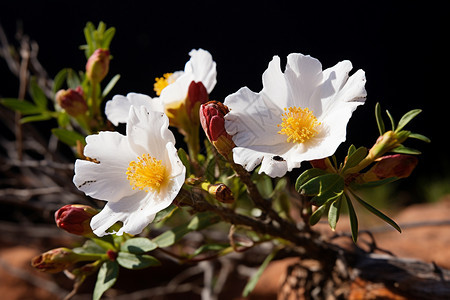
[200,101,235,159]
[362,154,418,182]
[55,87,87,116]
[86,48,110,83]
[55,204,98,237]
[187,81,209,122]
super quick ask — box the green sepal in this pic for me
[120,237,158,254]
[117,252,161,270]
[295,168,327,192]
[93,261,119,300]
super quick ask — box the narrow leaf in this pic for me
[351,177,399,189]
[242,248,279,297]
[20,114,52,124]
[386,109,396,131]
[391,145,421,155]
[29,78,48,109]
[300,173,344,198]
[52,68,68,95]
[328,196,342,231]
[93,261,118,300]
[375,102,385,135]
[52,128,86,147]
[396,109,422,132]
[350,190,401,233]
[408,133,431,143]
[342,146,368,173]
[102,74,121,98]
[0,98,42,114]
[345,194,358,243]
[309,203,328,226]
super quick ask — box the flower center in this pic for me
[277,107,321,143]
[126,154,166,192]
[154,73,173,96]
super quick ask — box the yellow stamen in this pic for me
[277,107,320,143]
[154,73,173,96]
[126,154,166,192]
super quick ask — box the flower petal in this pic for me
[126,106,176,164]
[105,93,163,126]
[73,131,137,202]
[186,49,217,93]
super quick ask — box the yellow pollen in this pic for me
[126,154,166,192]
[154,73,173,96]
[277,107,321,143]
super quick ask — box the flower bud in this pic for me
[55,87,87,116]
[86,48,110,83]
[208,183,234,203]
[186,81,209,123]
[361,154,418,182]
[31,248,79,273]
[200,101,235,160]
[55,204,98,237]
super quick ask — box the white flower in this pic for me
[73,105,186,236]
[155,48,217,108]
[224,53,367,178]
[105,93,163,126]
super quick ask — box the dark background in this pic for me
[1,0,449,203]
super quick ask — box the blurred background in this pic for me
[0,0,449,298]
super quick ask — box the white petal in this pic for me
[105,93,163,126]
[261,56,290,110]
[73,132,137,202]
[225,87,285,148]
[126,106,176,161]
[186,49,217,93]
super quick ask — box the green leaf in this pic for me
[29,78,48,109]
[347,144,356,156]
[328,196,342,231]
[73,240,106,255]
[101,27,116,49]
[342,146,368,173]
[153,204,177,224]
[408,133,431,143]
[178,148,191,177]
[299,173,344,198]
[20,114,52,124]
[117,252,160,270]
[253,173,273,199]
[152,212,220,248]
[0,98,42,114]
[391,145,421,155]
[52,128,86,147]
[295,168,327,192]
[396,109,422,132]
[349,190,401,233]
[375,102,385,135]
[93,261,119,300]
[120,237,158,254]
[53,68,68,95]
[67,69,81,89]
[386,109,396,131]
[102,74,121,98]
[190,243,230,258]
[345,194,358,243]
[309,203,329,226]
[205,156,217,184]
[242,248,279,297]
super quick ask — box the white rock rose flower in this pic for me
[224,53,367,178]
[73,105,186,236]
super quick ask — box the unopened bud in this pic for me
[208,183,234,203]
[31,248,79,273]
[187,81,209,123]
[200,101,235,160]
[86,48,110,83]
[55,204,98,237]
[361,154,418,182]
[55,87,87,116]
[369,131,408,159]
